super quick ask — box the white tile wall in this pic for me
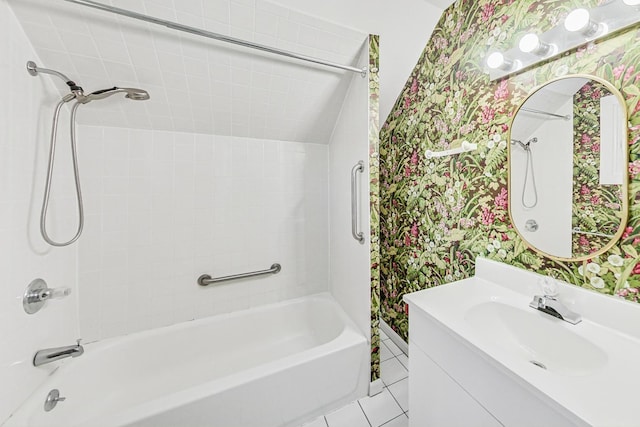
[0,0,80,422]
[8,0,367,143]
[76,125,329,341]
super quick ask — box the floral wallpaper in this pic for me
[369,34,381,382]
[380,0,640,340]
[572,81,624,256]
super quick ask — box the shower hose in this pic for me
[521,144,538,209]
[40,95,85,247]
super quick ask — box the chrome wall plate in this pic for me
[23,278,48,315]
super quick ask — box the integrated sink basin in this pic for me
[464,301,607,376]
[404,257,640,427]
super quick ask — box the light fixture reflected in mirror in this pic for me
[623,0,640,6]
[518,33,555,56]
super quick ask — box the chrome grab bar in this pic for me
[571,227,614,239]
[351,161,365,244]
[197,263,281,286]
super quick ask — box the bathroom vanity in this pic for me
[404,257,640,427]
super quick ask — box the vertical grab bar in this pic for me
[351,161,365,244]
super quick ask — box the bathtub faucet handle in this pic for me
[23,279,72,314]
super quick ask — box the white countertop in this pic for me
[404,257,640,427]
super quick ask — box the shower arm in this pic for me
[26,61,83,93]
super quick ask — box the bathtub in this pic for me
[3,293,369,427]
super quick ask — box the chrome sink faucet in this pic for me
[33,340,84,367]
[529,278,582,325]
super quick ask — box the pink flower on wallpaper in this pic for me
[410,78,419,94]
[613,64,626,79]
[480,206,495,226]
[592,143,600,153]
[460,29,474,42]
[480,105,496,124]
[591,195,601,205]
[494,80,509,101]
[579,235,589,246]
[625,66,635,81]
[411,222,419,238]
[629,160,640,178]
[481,3,495,21]
[580,185,591,195]
[404,97,411,108]
[494,187,508,209]
[404,165,412,178]
[581,133,591,144]
[410,150,419,165]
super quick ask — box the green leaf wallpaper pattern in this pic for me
[379,0,640,341]
[369,34,381,382]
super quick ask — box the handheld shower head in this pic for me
[79,87,150,103]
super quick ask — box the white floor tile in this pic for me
[380,413,408,427]
[380,329,389,341]
[358,388,403,427]
[397,353,409,370]
[302,415,328,427]
[380,340,394,362]
[381,357,408,386]
[385,339,404,356]
[387,377,408,412]
[325,401,370,427]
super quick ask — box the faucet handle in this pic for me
[538,277,558,298]
[23,279,71,314]
[43,287,72,300]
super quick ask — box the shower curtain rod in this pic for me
[521,107,570,121]
[64,0,368,76]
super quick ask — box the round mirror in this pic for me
[508,75,628,261]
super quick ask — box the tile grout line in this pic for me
[356,399,374,427]
[379,413,408,426]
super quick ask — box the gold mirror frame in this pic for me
[507,74,629,263]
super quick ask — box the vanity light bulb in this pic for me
[518,33,553,56]
[486,52,504,69]
[486,52,514,70]
[564,8,602,37]
[623,0,640,5]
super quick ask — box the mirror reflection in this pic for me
[509,76,628,261]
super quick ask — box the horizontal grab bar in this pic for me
[197,263,281,286]
[571,227,614,239]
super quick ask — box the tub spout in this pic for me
[33,340,84,367]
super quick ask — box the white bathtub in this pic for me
[3,294,369,427]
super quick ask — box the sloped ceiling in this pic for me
[9,0,367,143]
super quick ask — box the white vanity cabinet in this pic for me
[408,306,582,427]
[404,257,640,427]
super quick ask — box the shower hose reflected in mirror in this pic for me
[511,137,538,209]
[27,61,150,246]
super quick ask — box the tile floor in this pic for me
[301,330,409,427]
